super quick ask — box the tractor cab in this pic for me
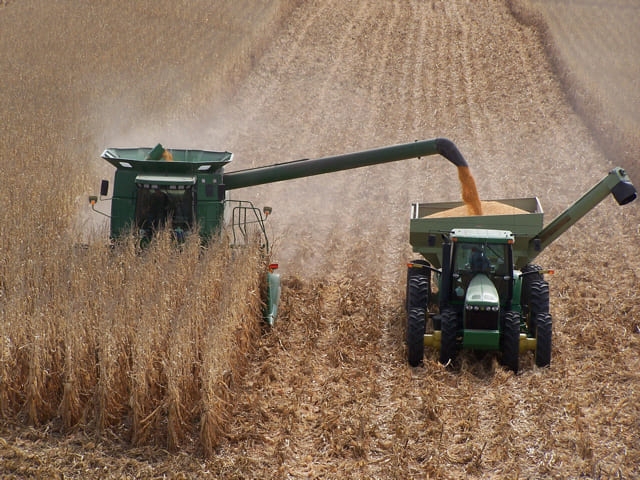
[449,229,514,349]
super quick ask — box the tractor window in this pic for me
[135,186,194,233]
[450,242,510,300]
[453,242,507,274]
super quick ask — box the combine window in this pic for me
[135,185,194,233]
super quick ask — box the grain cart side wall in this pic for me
[410,167,637,270]
[409,197,543,269]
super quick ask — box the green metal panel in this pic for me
[196,201,225,240]
[463,330,500,350]
[109,169,138,238]
[511,272,524,314]
[409,197,543,268]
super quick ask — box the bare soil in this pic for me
[1,0,638,478]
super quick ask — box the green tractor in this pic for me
[406,167,636,371]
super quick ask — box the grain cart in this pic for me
[406,167,636,371]
[90,138,471,325]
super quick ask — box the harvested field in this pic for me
[1,0,639,479]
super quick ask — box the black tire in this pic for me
[528,279,550,336]
[439,308,458,367]
[406,260,430,313]
[405,261,430,366]
[521,265,552,368]
[501,310,521,373]
[521,264,548,335]
[407,308,426,367]
[535,313,552,368]
[520,264,542,306]
[521,263,541,297]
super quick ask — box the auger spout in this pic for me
[223,138,466,190]
[528,167,637,260]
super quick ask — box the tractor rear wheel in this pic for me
[520,265,553,368]
[524,275,552,368]
[535,313,552,368]
[501,310,521,373]
[407,308,426,367]
[528,279,550,336]
[439,308,458,367]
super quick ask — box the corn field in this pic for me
[1,0,639,477]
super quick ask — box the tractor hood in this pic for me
[465,274,499,309]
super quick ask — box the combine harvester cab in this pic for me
[407,167,637,372]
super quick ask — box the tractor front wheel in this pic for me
[501,310,521,373]
[439,308,458,367]
[535,313,552,368]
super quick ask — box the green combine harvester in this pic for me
[90,138,636,372]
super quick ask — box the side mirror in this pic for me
[100,180,109,197]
